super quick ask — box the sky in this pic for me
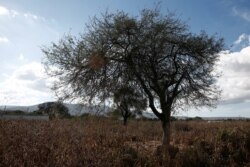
[0,0,250,117]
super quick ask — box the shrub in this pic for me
[215,128,250,166]
[176,145,211,167]
[120,146,138,167]
[174,122,191,132]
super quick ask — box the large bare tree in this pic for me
[42,9,223,155]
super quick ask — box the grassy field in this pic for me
[0,117,250,167]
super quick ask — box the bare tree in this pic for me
[42,8,223,155]
[113,86,147,125]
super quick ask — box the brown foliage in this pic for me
[0,118,250,166]
[89,55,107,70]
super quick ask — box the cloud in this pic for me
[0,36,9,43]
[18,54,24,61]
[0,6,9,15]
[23,12,46,22]
[0,4,60,82]
[16,70,37,81]
[24,13,38,20]
[0,5,60,106]
[0,62,55,105]
[234,33,250,45]
[233,7,250,22]
[0,5,46,22]
[218,45,250,105]
[0,6,19,18]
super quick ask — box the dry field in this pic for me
[0,117,250,167]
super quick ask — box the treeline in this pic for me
[0,102,70,120]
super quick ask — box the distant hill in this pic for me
[0,105,38,113]
[0,103,112,116]
[0,103,249,120]
[0,103,158,119]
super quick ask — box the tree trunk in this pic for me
[161,120,171,165]
[160,104,171,165]
[162,120,171,149]
[123,116,128,126]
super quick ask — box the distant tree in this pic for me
[42,8,223,156]
[38,101,70,119]
[186,116,203,121]
[113,86,147,125]
[107,108,121,118]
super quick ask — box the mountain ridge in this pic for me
[1,103,250,120]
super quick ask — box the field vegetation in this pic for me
[0,118,249,166]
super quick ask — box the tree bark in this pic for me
[162,120,171,149]
[123,116,128,126]
[122,109,130,126]
[160,105,172,165]
[161,119,171,166]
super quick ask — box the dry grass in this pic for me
[0,117,250,166]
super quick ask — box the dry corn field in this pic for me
[0,117,250,167]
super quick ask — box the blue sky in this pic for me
[0,0,250,117]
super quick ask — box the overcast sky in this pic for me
[0,0,250,117]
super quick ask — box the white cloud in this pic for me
[0,5,19,18]
[23,12,45,22]
[18,53,25,61]
[0,4,60,83]
[233,7,250,22]
[0,5,45,22]
[0,62,55,105]
[231,33,250,55]
[0,6,9,15]
[0,5,60,106]
[0,36,9,43]
[234,33,250,45]
[218,45,250,104]
[10,10,19,17]
[24,13,37,20]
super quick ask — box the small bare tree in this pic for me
[113,86,147,125]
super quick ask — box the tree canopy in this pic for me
[38,102,70,119]
[43,8,224,152]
